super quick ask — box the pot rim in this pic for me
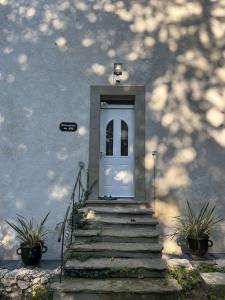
[20,241,44,248]
[186,234,209,240]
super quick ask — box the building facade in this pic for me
[0,0,225,259]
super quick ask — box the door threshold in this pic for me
[99,196,118,200]
[98,197,135,200]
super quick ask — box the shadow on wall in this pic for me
[0,0,225,255]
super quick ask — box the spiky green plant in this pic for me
[6,212,50,247]
[172,201,222,239]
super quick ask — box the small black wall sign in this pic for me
[59,122,78,132]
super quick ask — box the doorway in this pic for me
[89,86,146,201]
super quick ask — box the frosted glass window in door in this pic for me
[121,120,128,156]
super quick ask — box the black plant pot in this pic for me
[17,242,48,266]
[72,213,86,229]
[177,237,190,255]
[186,236,213,257]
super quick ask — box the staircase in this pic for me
[52,199,181,299]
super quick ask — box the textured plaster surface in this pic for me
[0,0,225,258]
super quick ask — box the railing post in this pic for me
[78,171,81,201]
[70,192,74,245]
[152,151,157,214]
[60,229,65,283]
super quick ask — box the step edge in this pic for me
[86,200,150,202]
[73,231,159,238]
[69,244,163,252]
[51,278,182,294]
[86,218,158,223]
[65,260,166,270]
[80,210,153,215]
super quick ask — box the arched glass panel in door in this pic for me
[106,120,113,156]
[121,120,128,156]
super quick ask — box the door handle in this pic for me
[100,151,105,158]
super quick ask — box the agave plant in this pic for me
[172,201,222,240]
[6,212,50,247]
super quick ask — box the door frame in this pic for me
[89,85,146,201]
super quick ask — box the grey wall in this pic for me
[0,0,224,258]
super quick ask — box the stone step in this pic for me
[66,242,163,259]
[85,199,150,208]
[51,278,182,300]
[200,272,225,297]
[84,215,158,230]
[80,207,153,218]
[73,228,159,243]
[65,258,166,278]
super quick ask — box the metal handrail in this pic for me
[58,161,84,283]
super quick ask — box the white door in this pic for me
[99,106,134,198]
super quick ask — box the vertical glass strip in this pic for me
[121,120,128,156]
[106,120,113,156]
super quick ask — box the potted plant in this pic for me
[70,177,97,229]
[6,212,50,266]
[70,201,89,230]
[172,201,222,257]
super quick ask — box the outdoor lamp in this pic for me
[114,63,123,76]
[114,63,123,83]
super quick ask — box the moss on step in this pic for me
[166,263,225,299]
[0,280,4,289]
[74,237,103,244]
[97,225,103,237]
[196,262,225,273]
[65,251,94,262]
[66,267,164,279]
[166,266,201,293]
[67,268,118,279]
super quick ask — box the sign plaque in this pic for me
[59,122,78,132]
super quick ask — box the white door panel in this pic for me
[99,107,134,198]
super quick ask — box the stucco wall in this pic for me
[0,0,224,259]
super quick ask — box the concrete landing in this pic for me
[85,200,150,208]
[85,198,150,207]
[201,272,225,297]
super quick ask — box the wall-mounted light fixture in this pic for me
[113,63,123,83]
